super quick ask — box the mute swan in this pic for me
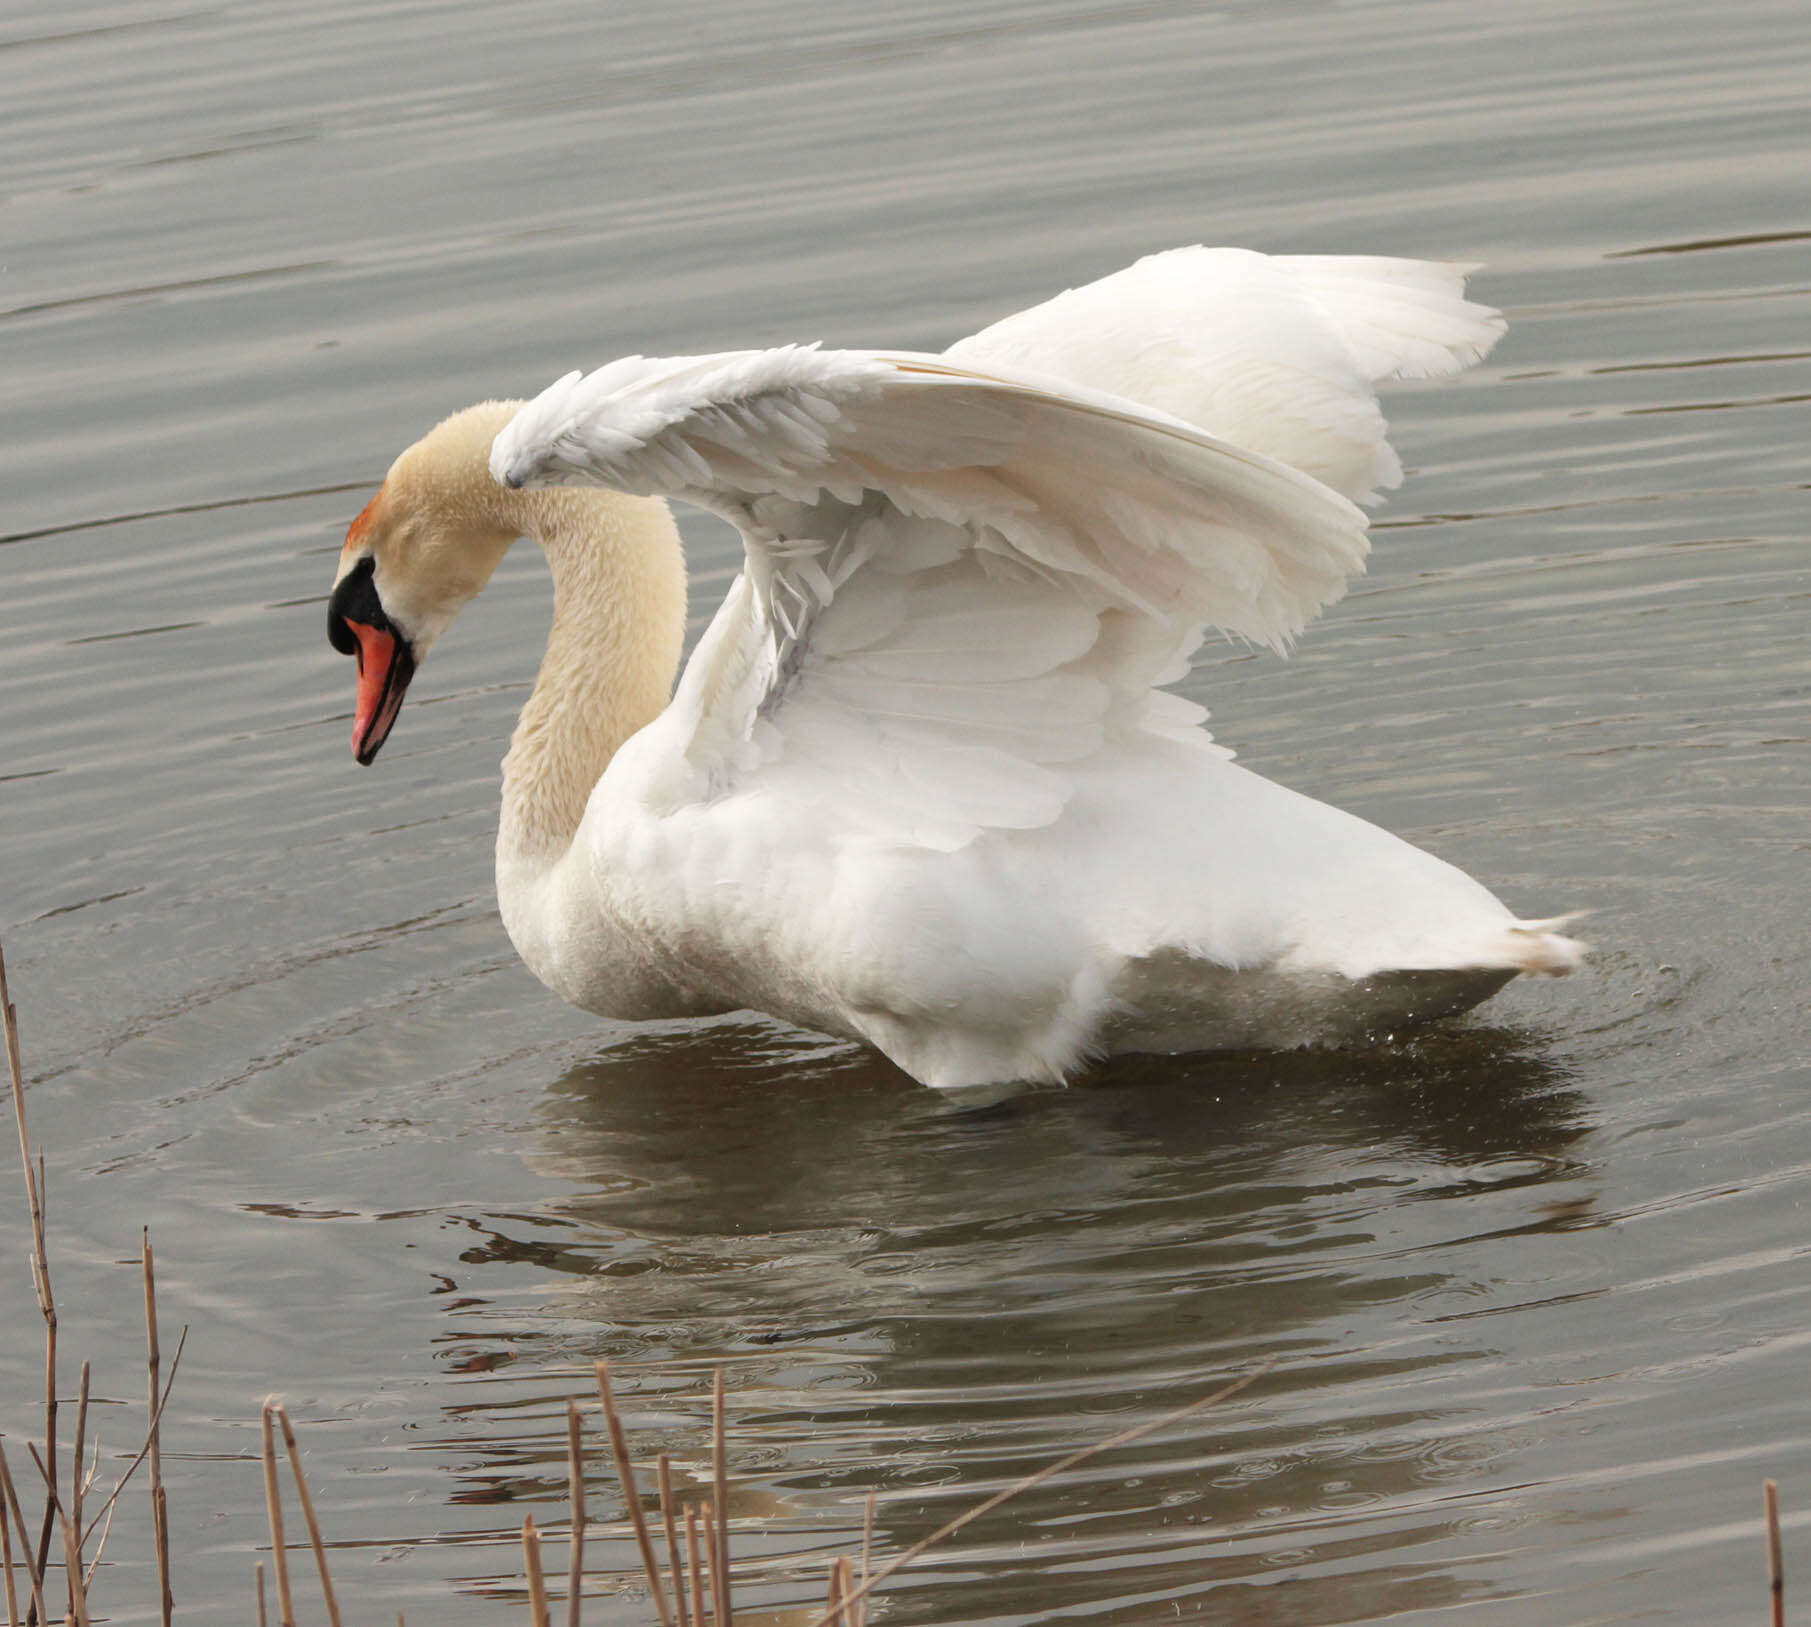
[328,247,1581,1089]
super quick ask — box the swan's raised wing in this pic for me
[492,347,1368,848]
[946,247,1505,504]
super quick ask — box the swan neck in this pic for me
[497,491,687,868]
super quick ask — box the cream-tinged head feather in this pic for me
[336,401,531,661]
[331,401,688,856]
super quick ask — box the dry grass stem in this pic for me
[74,1329,187,1555]
[0,1446,48,1627]
[0,946,46,1325]
[23,1444,89,1627]
[565,1401,586,1627]
[522,1517,550,1627]
[710,1369,731,1627]
[800,1361,1274,1627]
[79,1504,115,1596]
[255,1560,267,1627]
[1765,1479,1784,1627]
[656,1456,689,1627]
[259,1405,296,1627]
[592,1363,674,1627]
[829,1557,859,1627]
[1,1468,18,1627]
[143,1232,173,1627]
[3,941,204,1627]
[273,1404,342,1627]
[69,1364,91,1545]
[858,1494,875,1627]
[700,1501,727,1627]
[682,1503,705,1627]
[2,944,59,1610]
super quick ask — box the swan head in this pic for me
[328,401,526,764]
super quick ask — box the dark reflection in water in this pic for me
[420,1024,1594,1621]
[537,1020,1591,1236]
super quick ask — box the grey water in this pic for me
[3,0,1809,1621]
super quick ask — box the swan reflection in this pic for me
[426,1024,1594,1620]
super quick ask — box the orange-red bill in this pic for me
[347,617,415,765]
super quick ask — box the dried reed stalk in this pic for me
[78,1496,116,1595]
[0,1446,47,1627]
[711,1369,731,1627]
[700,1501,727,1627]
[522,1516,550,1627]
[272,1404,342,1627]
[827,1557,858,1627]
[255,1560,267,1627]
[259,1405,297,1627]
[656,1455,689,1627]
[801,1361,1274,1627]
[22,1444,88,1627]
[682,1503,706,1627]
[0,938,196,1627]
[0,1467,18,1627]
[593,1363,674,1627]
[1765,1478,1784,1627]
[1,943,58,1611]
[565,1401,587,1627]
[858,1493,875,1627]
[143,1231,173,1627]
[73,1329,185,1554]
[69,1363,91,1546]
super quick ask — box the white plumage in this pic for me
[335,245,1580,1090]
[491,344,1372,847]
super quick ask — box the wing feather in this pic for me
[492,344,1370,844]
[947,245,1505,503]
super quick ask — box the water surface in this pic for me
[3,0,1809,1622]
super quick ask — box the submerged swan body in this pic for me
[328,247,1582,1088]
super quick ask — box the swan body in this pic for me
[329,247,1582,1089]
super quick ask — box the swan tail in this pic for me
[1498,912,1590,977]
